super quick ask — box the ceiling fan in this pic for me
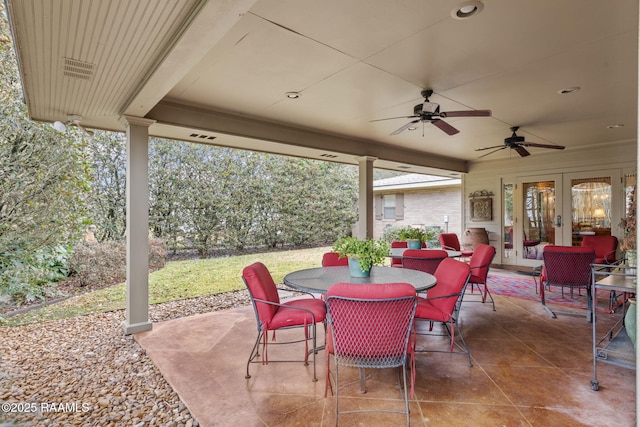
[476,126,565,158]
[371,89,491,136]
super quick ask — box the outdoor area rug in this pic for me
[486,271,614,313]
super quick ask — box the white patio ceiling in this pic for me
[6,0,638,176]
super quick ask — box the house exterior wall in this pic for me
[373,185,462,241]
[465,140,637,266]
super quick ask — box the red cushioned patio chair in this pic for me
[582,235,622,311]
[439,233,474,259]
[401,249,448,274]
[324,282,417,427]
[242,262,327,381]
[390,241,408,268]
[466,243,497,311]
[414,258,472,366]
[540,246,595,321]
[322,251,349,267]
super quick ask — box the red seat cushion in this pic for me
[268,298,327,329]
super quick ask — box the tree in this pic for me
[86,132,127,241]
[0,6,91,300]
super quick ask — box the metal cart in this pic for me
[590,264,636,391]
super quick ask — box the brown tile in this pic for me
[134,274,636,427]
[415,402,530,426]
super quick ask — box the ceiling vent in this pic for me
[320,153,338,159]
[189,133,216,140]
[63,57,95,80]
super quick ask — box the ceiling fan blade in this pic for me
[477,146,507,158]
[441,109,492,118]
[370,115,419,122]
[475,144,506,151]
[515,146,531,157]
[431,119,459,135]
[521,142,565,150]
[390,119,421,135]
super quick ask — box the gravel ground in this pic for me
[0,290,253,427]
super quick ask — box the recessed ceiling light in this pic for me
[285,91,300,99]
[607,124,624,129]
[407,126,418,131]
[451,1,484,20]
[557,86,581,94]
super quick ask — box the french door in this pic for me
[513,174,563,267]
[504,169,621,267]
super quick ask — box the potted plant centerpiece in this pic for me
[399,226,428,249]
[332,236,390,277]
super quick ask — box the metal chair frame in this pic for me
[242,263,326,381]
[466,244,497,311]
[414,258,473,366]
[540,246,595,321]
[325,285,417,427]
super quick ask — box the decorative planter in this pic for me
[406,239,422,250]
[348,257,371,278]
[625,297,636,352]
[627,249,637,267]
[462,227,489,251]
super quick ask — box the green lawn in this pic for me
[1,246,332,327]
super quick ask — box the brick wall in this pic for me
[374,186,462,241]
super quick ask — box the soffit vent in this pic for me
[63,57,95,80]
[320,153,338,158]
[190,133,217,140]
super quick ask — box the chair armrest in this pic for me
[419,292,462,302]
[280,285,319,299]
[469,262,491,272]
[251,297,319,320]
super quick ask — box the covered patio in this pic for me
[4,0,638,424]
[135,280,635,425]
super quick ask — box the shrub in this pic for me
[68,238,168,288]
[0,244,73,304]
[149,237,168,269]
[68,241,127,287]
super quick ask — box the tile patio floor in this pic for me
[135,270,636,426]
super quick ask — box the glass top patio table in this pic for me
[283,266,437,294]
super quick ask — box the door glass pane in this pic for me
[571,177,611,246]
[503,183,513,259]
[523,181,555,259]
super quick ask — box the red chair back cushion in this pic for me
[242,262,280,323]
[468,243,496,284]
[326,283,416,360]
[401,249,448,274]
[428,258,471,314]
[581,235,618,263]
[322,252,349,267]
[542,246,595,288]
[439,233,461,251]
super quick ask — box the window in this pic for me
[376,193,404,220]
[383,194,396,219]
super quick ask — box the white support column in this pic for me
[355,156,377,239]
[121,115,155,335]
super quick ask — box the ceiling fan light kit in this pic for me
[370,89,491,136]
